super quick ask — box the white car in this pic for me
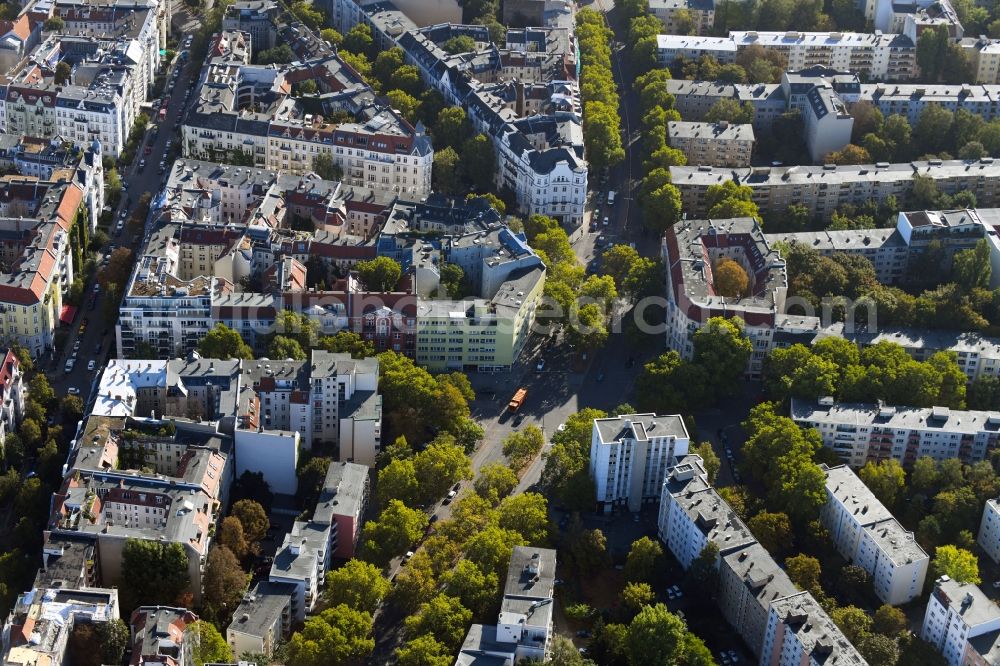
[87,360,96,371]
[67,387,80,395]
[536,358,545,371]
[64,359,75,373]
[557,423,567,432]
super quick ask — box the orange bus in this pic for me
[508,388,527,412]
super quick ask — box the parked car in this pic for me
[64,359,75,373]
[536,358,545,371]
[87,360,96,371]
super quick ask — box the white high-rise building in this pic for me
[820,465,928,605]
[589,413,689,512]
[922,577,1000,666]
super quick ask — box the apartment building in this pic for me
[812,322,1000,382]
[665,67,861,161]
[0,21,157,159]
[791,398,1000,467]
[666,79,787,131]
[0,178,83,358]
[346,2,589,226]
[658,31,916,81]
[732,31,916,81]
[130,606,199,666]
[1,587,119,665]
[53,0,167,67]
[239,462,366,628]
[649,0,715,35]
[0,135,106,228]
[590,413,690,513]
[117,161,400,359]
[768,208,1000,288]
[959,36,1000,84]
[183,53,433,200]
[315,461,369,558]
[0,350,24,456]
[657,457,756,568]
[456,547,557,664]
[671,158,1000,221]
[667,120,755,167]
[655,34,737,65]
[658,455,866,663]
[221,0,278,55]
[718,543,800,657]
[979,499,1000,564]
[33,535,99,592]
[415,265,545,372]
[922,577,1000,666]
[762,592,868,666]
[803,83,855,162]
[662,217,788,378]
[820,465,928,605]
[0,15,40,74]
[860,82,1000,124]
[874,0,964,38]
[240,351,380,456]
[227,580,294,659]
[48,410,233,605]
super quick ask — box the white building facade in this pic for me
[590,413,690,513]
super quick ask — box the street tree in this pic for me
[441,559,499,621]
[473,462,518,505]
[413,437,472,504]
[377,458,420,507]
[360,500,429,567]
[391,552,437,614]
[501,426,545,473]
[496,492,550,545]
[324,560,390,613]
[404,594,472,652]
[395,634,452,666]
[464,526,526,578]
[285,605,375,665]
[693,317,753,398]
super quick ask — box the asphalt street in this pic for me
[46,41,199,427]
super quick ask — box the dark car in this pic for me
[452,483,461,492]
[513,413,525,426]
